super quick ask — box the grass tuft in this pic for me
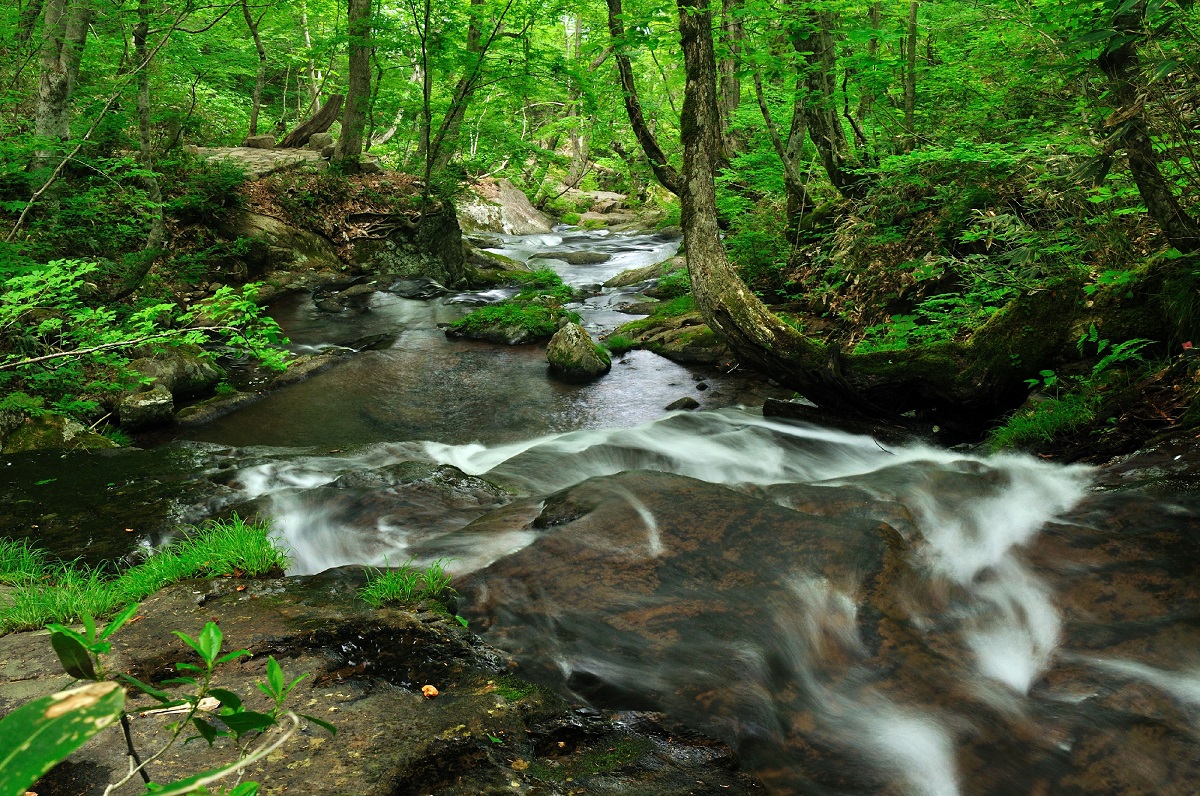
[359,557,457,608]
[0,513,288,634]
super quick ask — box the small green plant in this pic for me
[604,335,636,355]
[359,557,457,608]
[560,211,581,226]
[653,268,691,299]
[0,605,334,796]
[214,381,237,397]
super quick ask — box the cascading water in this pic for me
[11,228,1200,794]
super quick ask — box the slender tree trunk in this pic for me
[903,0,917,151]
[751,69,811,218]
[1097,0,1200,252]
[717,0,744,159]
[16,0,44,46]
[241,0,268,138]
[565,14,590,187]
[427,0,486,176]
[35,0,92,162]
[606,0,681,195]
[134,0,164,256]
[334,0,371,167]
[300,0,321,113]
[676,0,845,401]
[856,1,880,125]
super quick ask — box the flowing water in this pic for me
[6,227,1200,794]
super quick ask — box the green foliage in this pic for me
[0,261,288,423]
[449,304,562,337]
[653,268,691,300]
[0,681,125,796]
[0,515,288,633]
[162,158,247,223]
[3,602,335,796]
[604,335,636,355]
[988,327,1155,450]
[358,557,457,608]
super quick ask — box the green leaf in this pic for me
[220,710,275,737]
[266,657,284,698]
[209,688,243,712]
[226,783,259,796]
[215,649,250,665]
[49,631,97,681]
[198,622,223,667]
[298,713,337,735]
[117,674,174,705]
[0,682,124,796]
[191,717,221,747]
[175,662,204,672]
[173,630,208,662]
[99,604,140,641]
[81,613,97,643]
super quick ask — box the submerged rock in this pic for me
[546,323,611,380]
[536,250,612,265]
[2,572,756,796]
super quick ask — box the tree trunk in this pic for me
[717,0,744,159]
[334,0,371,168]
[16,0,44,46]
[241,0,268,137]
[606,0,681,195]
[299,0,321,114]
[903,1,917,151]
[279,93,343,147]
[1098,0,1200,253]
[751,69,812,220]
[855,2,880,125]
[676,0,851,407]
[34,0,92,162]
[791,8,866,198]
[134,0,164,255]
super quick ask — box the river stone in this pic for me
[307,132,333,151]
[0,414,117,453]
[458,177,553,235]
[118,384,174,430]
[603,257,679,288]
[664,396,700,411]
[242,134,275,149]
[5,573,756,795]
[546,323,611,380]
[537,250,612,265]
[385,276,448,299]
[127,346,223,399]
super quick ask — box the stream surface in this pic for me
[6,227,1200,794]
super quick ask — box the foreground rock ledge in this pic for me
[0,570,756,796]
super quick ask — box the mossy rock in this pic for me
[1,414,118,453]
[547,323,611,380]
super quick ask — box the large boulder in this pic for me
[220,209,342,273]
[242,134,275,149]
[127,345,223,399]
[458,178,553,234]
[547,323,611,380]
[307,132,334,151]
[350,205,469,288]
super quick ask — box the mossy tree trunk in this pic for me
[1097,0,1200,253]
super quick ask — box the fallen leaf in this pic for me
[421,685,439,698]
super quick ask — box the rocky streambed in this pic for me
[8,226,1200,795]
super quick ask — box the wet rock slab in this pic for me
[3,570,757,796]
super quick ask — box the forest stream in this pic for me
[7,230,1200,795]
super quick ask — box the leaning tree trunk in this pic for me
[675,0,856,409]
[134,0,164,255]
[334,0,371,168]
[717,0,744,159]
[1098,0,1200,253]
[902,1,917,152]
[34,0,92,163]
[675,0,1082,425]
[607,0,681,195]
[279,93,343,147]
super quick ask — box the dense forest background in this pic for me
[0,0,1198,452]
